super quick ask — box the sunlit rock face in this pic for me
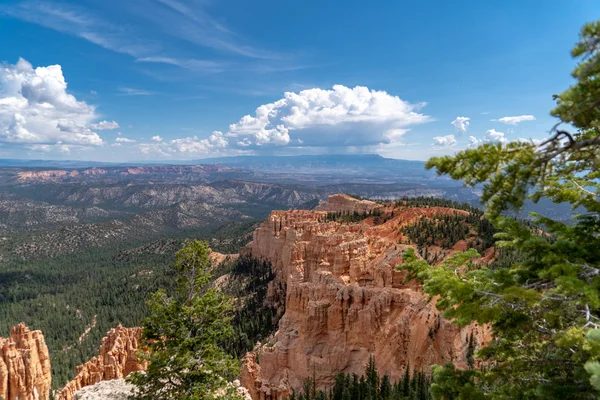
[0,323,52,400]
[57,325,145,400]
[240,195,489,399]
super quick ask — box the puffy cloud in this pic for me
[138,131,228,156]
[468,129,508,148]
[485,129,508,144]
[226,84,430,148]
[468,136,480,148]
[451,116,470,133]
[138,85,430,158]
[0,58,114,147]
[89,120,119,130]
[432,134,456,147]
[497,115,535,125]
[115,137,136,143]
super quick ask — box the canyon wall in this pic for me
[240,195,488,399]
[57,325,145,400]
[0,323,52,400]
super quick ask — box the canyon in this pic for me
[0,194,492,400]
[240,195,489,399]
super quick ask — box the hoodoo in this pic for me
[240,195,489,399]
[0,323,52,400]
[57,325,145,400]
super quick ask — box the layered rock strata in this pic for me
[0,323,52,400]
[241,195,489,399]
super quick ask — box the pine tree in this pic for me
[380,375,392,400]
[128,240,241,400]
[403,19,600,399]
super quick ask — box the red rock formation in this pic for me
[314,194,381,214]
[57,325,145,400]
[240,195,489,399]
[0,323,52,400]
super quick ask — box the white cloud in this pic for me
[89,120,119,130]
[26,143,78,154]
[118,87,153,96]
[115,137,136,143]
[226,84,431,149]
[0,58,110,146]
[468,129,508,148]
[485,129,508,144]
[138,131,228,156]
[497,115,535,125]
[151,135,163,142]
[136,57,224,73]
[518,137,542,145]
[468,136,481,148]
[432,135,456,147]
[451,116,470,133]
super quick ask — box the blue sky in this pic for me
[0,0,598,162]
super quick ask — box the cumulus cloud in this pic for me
[497,115,535,125]
[432,135,456,147]
[137,85,431,158]
[226,84,430,148]
[0,58,114,148]
[89,120,119,130]
[138,131,228,156]
[451,116,470,133]
[115,137,136,143]
[468,136,480,148]
[486,129,508,143]
[468,129,509,148]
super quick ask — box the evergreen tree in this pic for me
[128,240,241,399]
[379,375,392,400]
[402,19,600,398]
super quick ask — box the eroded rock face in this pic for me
[240,195,489,399]
[314,194,381,214]
[0,323,52,400]
[57,325,145,400]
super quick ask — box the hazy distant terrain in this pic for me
[0,154,578,390]
[0,154,575,260]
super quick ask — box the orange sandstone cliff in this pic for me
[240,195,489,399]
[57,325,145,400]
[0,323,52,400]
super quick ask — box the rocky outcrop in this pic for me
[57,325,145,400]
[314,194,380,214]
[73,379,135,400]
[240,195,489,399]
[0,323,51,400]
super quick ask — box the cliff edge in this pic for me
[240,194,489,399]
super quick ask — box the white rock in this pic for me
[74,379,136,400]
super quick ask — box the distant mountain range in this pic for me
[0,154,439,184]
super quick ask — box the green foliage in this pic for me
[402,19,600,399]
[0,243,178,390]
[128,240,241,400]
[0,221,257,390]
[222,256,283,357]
[325,209,383,223]
[290,356,431,400]
[401,211,496,255]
